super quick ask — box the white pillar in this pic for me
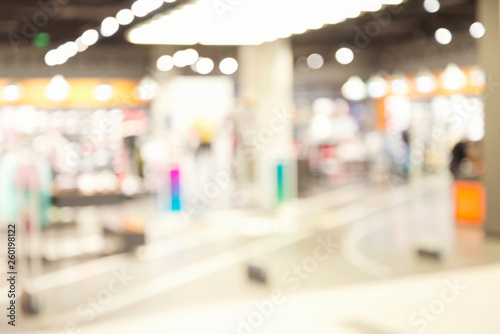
[238,39,296,210]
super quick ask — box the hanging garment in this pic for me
[0,150,53,226]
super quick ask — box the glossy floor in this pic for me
[7,174,500,333]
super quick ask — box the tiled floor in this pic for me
[8,174,500,333]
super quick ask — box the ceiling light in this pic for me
[93,84,114,101]
[126,1,396,46]
[391,75,409,95]
[360,0,382,12]
[172,49,199,67]
[381,0,403,4]
[59,41,78,58]
[46,49,68,66]
[101,17,120,37]
[335,47,354,65]
[195,58,214,75]
[435,28,452,45]
[45,75,71,101]
[307,53,324,70]
[131,1,149,18]
[131,0,163,17]
[415,71,437,93]
[116,9,134,25]
[75,37,88,52]
[3,84,23,102]
[441,64,467,90]
[367,75,389,98]
[345,8,361,19]
[423,0,440,13]
[341,76,367,101]
[173,50,187,67]
[469,22,485,39]
[219,57,238,75]
[143,0,163,14]
[183,49,199,65]
[157,55,174,72]
[45,50,60,66]
[81,29,99,46]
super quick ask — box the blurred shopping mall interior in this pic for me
[1,0,500,333]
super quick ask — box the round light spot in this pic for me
[435,28,452,45]
[341,76,367,101]
[195,58,214,75]
[157,55,174,72]
[101,17,120,37]
[131,0,149,17]
[93,84,114,101]
[219,57,238,75]
[469,22,485,39]
[3,84,23,102]
[183,49,199,65]
[391,77,408,95]
[307,53,324,70]
[367,75,389,98]
[116,9,134,25]
[81,29,99,46]
[415,74,437,93]
[423,0,440,13]
[335,47,354,65]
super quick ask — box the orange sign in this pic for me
[0,78,148,108]
[453,180,485,226]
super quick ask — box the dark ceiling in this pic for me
[293,0,477,52]
[0,0,186,47]
[1,0,131,44]
[0,0,477,52]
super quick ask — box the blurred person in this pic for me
[450,138,467,179]
[464,140,484,178]
[449,137,484,179]
[192,116,216,156]
[384,130,410,178]
[190,116,218,198]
